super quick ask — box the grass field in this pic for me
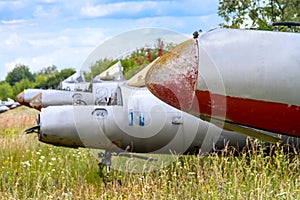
[0,106,300,199]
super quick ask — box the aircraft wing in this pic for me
[199,115,280,143]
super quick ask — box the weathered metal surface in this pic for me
[146,28,300,137]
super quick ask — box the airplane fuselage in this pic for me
[35,84,255,154]
[146,28,300,137]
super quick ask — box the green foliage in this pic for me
[12,78,34,98]
[84,59,118,82]
[58,68,77,80]
[0,82,14,99]
[34,68,76,89]
[121,57,141,75]
[5,64,35,86]
[0,65,76,100]
[123,64,147,80]
[218,0,300,31]
[86,39,174,81]
[33,74,50,88]
[35,65,58,76]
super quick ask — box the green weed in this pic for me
[0,107,299,199]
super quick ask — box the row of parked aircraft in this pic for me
[16,26,300,177]
[0,98,20,113]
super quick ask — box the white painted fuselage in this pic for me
[146,28,300,137]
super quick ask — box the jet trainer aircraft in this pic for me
[19,62,246,166]
[145,27,300,139]
[19,59,300,177]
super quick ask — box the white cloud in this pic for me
[4,32,23,46]
[0,0,23,9]
[0,0,222,81]
[1,19,25,25]
[129,14,221,33]
[31,27,108,48]
[80,2,157,18]
[80,0,218,18]
[0,26,108,80]
[4,60,19,75]
[33,4,61,18]
[2,45,92,77]
[36,0,59,3]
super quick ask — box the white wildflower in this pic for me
[21,160,31,167]
[62,192,68,197]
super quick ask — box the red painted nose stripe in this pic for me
[191,90,300,137]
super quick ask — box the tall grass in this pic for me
[0,106,299,199]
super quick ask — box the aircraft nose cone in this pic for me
[146,39,199,112]
[16,92,25,104]
[30,93,42,111]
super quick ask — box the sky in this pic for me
[0,0,223,81]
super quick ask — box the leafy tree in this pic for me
[121,57,140,74]
[0,81,13,99]
[34,65,66,89]
[84,59,118,82]
[58,68,77,80]
[218,0,300,31]
[6,64,35,86]
[34,68,76,89]
[2,65,75,99]
[36,65,58,76]
[85,39,176,81]
[33,74,50,89]
[12,78,34,98]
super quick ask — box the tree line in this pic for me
[218,0,300,32]
[84,38,173,81]
[0,65,75,100]
[0,39,172,100]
